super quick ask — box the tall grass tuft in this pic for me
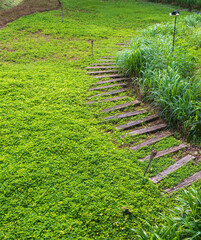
[133,186,201,239]
[116,14,201,136]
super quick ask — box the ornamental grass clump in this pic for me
[116,14,201,135]
[133,186,201,240]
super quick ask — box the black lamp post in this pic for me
[169,10,179,53]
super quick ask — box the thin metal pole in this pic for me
[172,16,177,53]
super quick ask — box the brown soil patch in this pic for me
[0,0,60,28]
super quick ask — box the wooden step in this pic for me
[116,43,127,46]
[101,56,114,58]
[101,100,141,113]
[116,114,159,130]
[96,78,129,85]
[88,89,126,98]
[130,132,172,151]
[86,66,117,70]
[91,63,114,65]
[165,170,201,194]
[96,59,115,62]
[87,70,118,75]
[94,74,125,79]
[88,83,127,91]
[140,143,187,162]
[86,96,128,104]
[105,110,146,121]
[121,124,167,138]
[150,155,195,184]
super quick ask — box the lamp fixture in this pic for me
[169,10,179,16]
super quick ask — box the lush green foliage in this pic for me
[0,0,200,239]
[116,14,201,135]
[187,114,201,143]
[134,186,201,239]
[147,0,201,10]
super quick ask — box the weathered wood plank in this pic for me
[150,155,195,184]
[88,83,127,91]
[94,74,125,79]
[86,66,117,70]
[116,114,159,130]
[165,171,201,194]
[87,70,118,75]
[105,110,146,121]
[96,78,129,85]
[91,62,114,65]
[86,96,128,104]
[101,56,114,58]
[101,100,141,113]
[88,89,126,98]
[116,43,126,45]
[140,143,187,162]
[121,124,167,138]
[130,132,172,151]
[96,59,115,62]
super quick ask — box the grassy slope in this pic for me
[0,0,199,238]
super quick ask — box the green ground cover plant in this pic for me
[0,0,200,239]
[116,13,201,142]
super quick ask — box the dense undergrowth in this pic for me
[147,0,201,10]
[117,14,201,142]
[0,0,200,239]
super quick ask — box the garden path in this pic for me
[86,45,201,194]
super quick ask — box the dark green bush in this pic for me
[146,0,201,10]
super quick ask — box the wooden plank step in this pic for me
[101,56,114,58]
[116,114,159,130]
[88,89,126,98]
[96,59,115,62]
[94,74,125,79]
[87,70,118,75]
[116,43,127,46]
[121,123,167,138]
[165,170,201,194]
[86,66,117,70]
[150,155,195,184]
[91,63,114,65]
[96,78,129,85]
[86,96,128,104]
[101,100,141,113]
[130,132,172,151]
[140,143,187,162]
[105,110,146,121]
[88,83,127,91]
